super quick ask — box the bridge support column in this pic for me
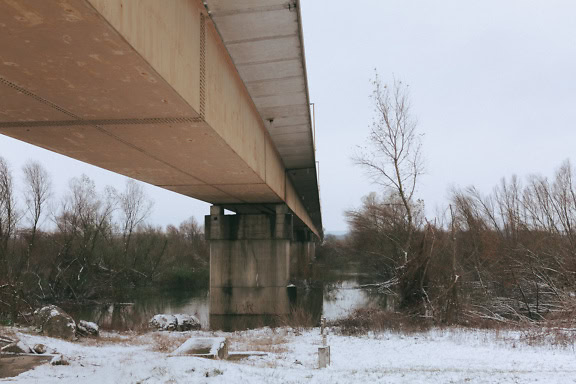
[290,228,316,281]
[206,205,293,316]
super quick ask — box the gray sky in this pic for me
[2,0,576,232]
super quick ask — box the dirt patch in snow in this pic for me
[0,354,52,379]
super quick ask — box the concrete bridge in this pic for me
[0,0,321,320]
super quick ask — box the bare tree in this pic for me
[0,157,17,278]
[116,179,153,265]
[20,161,52,272]
[178,216,206,261]
[50,175,116,298]
[354,73,424,258]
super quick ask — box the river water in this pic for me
[63,272,392,331]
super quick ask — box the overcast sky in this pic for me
[2,0,576,233]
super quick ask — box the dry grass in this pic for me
[515,326,576,348]
[148,332,190,353]
[331,307,576,349]
[229,333,290,354]
[278,307,317,332]
[83,331,190,352]
[330,308,432,336]
[78,333,146,347]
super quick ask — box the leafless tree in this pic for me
[354,74,424,258]
[49,175,116,297]
[20,161,52,272]
[116,179,153,265]
[0,157,17,278]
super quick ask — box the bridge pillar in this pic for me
[206,205,293,316]
[290,228,316,282]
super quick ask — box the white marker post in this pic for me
[318,317,330,368]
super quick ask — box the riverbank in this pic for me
[3,325,576,383]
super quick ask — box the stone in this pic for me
[34,305,76,340]
[1,340,32,354]
[172,337,228,360]
[149,314,178,331]
[174,314,201,331]
[50,354,69,366]
[76,320,99,337]
[33,344,47,354]
[149,314,201,331]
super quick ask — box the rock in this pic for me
[33,344,47,354]
[76,320,99,337]
[149,314,201,331]
[34,305,76,340]
[172,337,228,360]
[50,354,69,366]
[149,314,178,331]
[174,314,201,331]
[1,340,32,354]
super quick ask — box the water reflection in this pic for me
[64,276,392,331]
[323,280,393,321]
[62,289,210,331]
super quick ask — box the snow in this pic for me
[171,337,226,357]
[5,327,576,383]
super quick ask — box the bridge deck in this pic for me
[0,0,321,236]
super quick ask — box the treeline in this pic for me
[0,157,208,322]
[332,160,576,326]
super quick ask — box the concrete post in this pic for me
[318,346,330,368]
[206,205,293,316]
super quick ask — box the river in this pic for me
[63,270,393,331]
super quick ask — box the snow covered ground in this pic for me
[3,326,576,383]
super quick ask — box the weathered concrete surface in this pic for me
[210,287,291,315]
[206,205,292,315]
[290,229,316,281]
[204,1,315,167]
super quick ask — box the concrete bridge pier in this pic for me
[206,205,294,318]
[291,228,316,282]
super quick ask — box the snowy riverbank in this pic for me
[3,326,576,383]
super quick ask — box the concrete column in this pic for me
[205,205,293,316]
[290,228,316,282]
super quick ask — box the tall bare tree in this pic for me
[355,74,424,258]
[0,157,17,278]
[20,161,52,272]
[116,179,153,265]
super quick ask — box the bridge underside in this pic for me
[0,0,320,236]
[0,0,321,321]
